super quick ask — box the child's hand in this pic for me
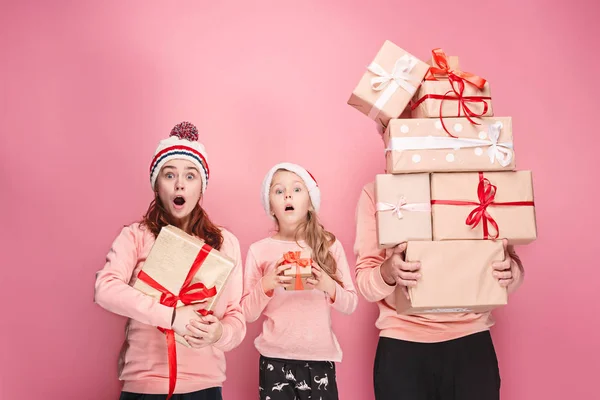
[261,259,293,294]
[492,239,514,287]
[184,314,223,349]
[171,302,208,338]
[306,263,337,300]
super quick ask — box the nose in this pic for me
[285,191,292,199]
[175,176,185,190]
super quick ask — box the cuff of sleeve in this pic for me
[213,320,232,350]
[152,303,175,329]
[374,265,396,297]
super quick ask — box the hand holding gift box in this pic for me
[281,250,313,291]
[133,225,235,345]
[131,225,235,398]
[394,240,507,314]
[348,40,430,127]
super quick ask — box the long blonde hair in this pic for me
[276,210,343,287]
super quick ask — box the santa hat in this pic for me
[261,162,320,217]
[149,122,209,193]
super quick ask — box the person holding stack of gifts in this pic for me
[94,122,246,400]
[241,163,358,400]
[349,42,537,399]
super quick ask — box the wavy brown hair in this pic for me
[141,195,223,250]
[290,210,343,287]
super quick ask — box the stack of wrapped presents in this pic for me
[348,41,537,314]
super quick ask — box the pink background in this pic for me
[1,0,598,398]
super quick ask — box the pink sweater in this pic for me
[94,223,246,394]
[354,182,524,343]
[241,237,358,362]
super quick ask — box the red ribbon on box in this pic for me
[282,251,311,290]
[425,48,487,89]
[137,243,218,399]
[431,172,535,239]
[411,74,491,138]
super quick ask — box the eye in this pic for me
[275,189,283,195]
[165,172,174,179]
[294,187,302,193]
[186,173,196,180]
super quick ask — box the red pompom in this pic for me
[170,121,198,141]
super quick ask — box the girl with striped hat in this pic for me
[95,122,245,400]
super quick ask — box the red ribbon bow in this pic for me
[282,251,311,290]
[137,243,217,399]
[431,172,535,239]
[425,48,487,89]
[411,74,491,138]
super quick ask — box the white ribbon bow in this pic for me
[367,55,419,120]
[485,122,513,167]
[386,121,514,167]
[376,197,431,219]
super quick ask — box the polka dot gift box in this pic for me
[383,117,515,173]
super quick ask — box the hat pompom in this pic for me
[170,121,198,142]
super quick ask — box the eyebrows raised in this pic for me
[162,165,200,173]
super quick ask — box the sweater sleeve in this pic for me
[94,225,173,329]
[241,246,273,323]
[354,184,397,302]
[328,240,358,315]
[213,232,247,352]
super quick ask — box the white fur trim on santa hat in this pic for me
[149,135,209,193]
[261,162,320,217]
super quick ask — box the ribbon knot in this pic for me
[426,48,487,89]
[465,177,499,239]
[410,74,492,138]
[376,197,431,219]
[367,55,420,121]
[368,55,419,94]
[486,122,513,167]
[282,251,311,290]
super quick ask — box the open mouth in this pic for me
[173,196,186,206]
[284,204,294,212]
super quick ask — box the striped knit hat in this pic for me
[149,122,209,193]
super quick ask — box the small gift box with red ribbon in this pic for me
[132,225,235,347]
[411,48,493,135]
[431,171,537,244]
[348,40,430,127]
[383,117,515,173]
[282,250,313,291]
[375,173,432,248]
[395,240,507,314]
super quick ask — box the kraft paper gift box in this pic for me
[410,80,494,120]
[431,171,537,244]
[348,40,430,127]
[383,117,515,173]
[395,240,507,314]
[282,250,313,291]
[133,225,235,347]
[375,174,432,248]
